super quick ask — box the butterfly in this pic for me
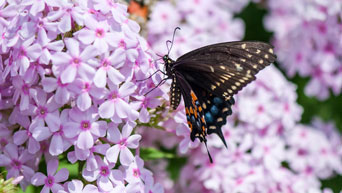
[146,28,277,162]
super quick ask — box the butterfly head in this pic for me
[163,54,175,77]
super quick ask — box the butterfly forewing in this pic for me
[174,41,276,100]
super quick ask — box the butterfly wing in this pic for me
[173,72,207,143]
[172,41,276,145]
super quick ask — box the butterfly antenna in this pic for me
[204,139,213,163]
[167,27,181,55]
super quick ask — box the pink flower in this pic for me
[98,81,138,121]
[64,107,107,150]
[51,38,97,84]
[0,143,35,190]
[57,179,99,193]
[106,122,141,166]
[31,159,69,193]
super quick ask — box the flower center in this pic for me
[72,57,81,66]
[133,168,140,177]
[100,166,110,177]
[38,106,48,118]
[118,40,126,48]
[22,84,30,95]
[96,28,105,38]
[81,121,91,131]
[45,176,55,187]
[11,159,22,170]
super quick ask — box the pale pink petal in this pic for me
[77,29,95,44]
[98,176,113,191]
[94,68,107,88]
[126,135,141,149]
[30,0,45,16]
[65,38,80,57]
[106,145,120,163]
[41,186,50,193]
[83,184,99,193]
[118,82,136,98]
[120,147,134,166]
[99,100,115,118]
[51,183,65,193]
[26,44,42,60]
[64,122,81,138]
[32,126,51,141]
[107,126,121,143]
[0,155,11,166]
[55,87,70,105]
[77,92,92,111]
[54,168,69,182]
[13,130,29,145]
[58,15,71,33]
[52,52,71,66]
[139,107,150,123]
[47,159,59,176]
[50,135,64,156]
[42,78,58,92]
[31,172,46,186]
[107,67,124,85]
[77,131,94,150]
[68,180,84,193]
[61,65,77,83]
[80,45,98,61]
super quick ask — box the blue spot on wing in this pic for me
[205,112,213,123]
[210,105,219,115]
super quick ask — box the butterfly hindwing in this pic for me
[174,72,207,142]
[191,84,235,148]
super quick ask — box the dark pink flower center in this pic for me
[40,141,49,153]
[0,138,8,147]
[100,166,110,177]
[102,59,110,68]
[38,106,48,118]
[81,121,91,131]
[45,176,55,187]
[297,148,308,156]
[96,28,105,38]
[83,82,91,92]
[110,92,118,100]
[133,168,140,178]
[72,57,81,66]
[295,52,303,63]
[119,138,127,148]
[19,47,27,57]
[119,40,126,48]
[22,84,30,95]
[11,159,22,170]
[257,105,264,113]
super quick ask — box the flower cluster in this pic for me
[143,0,342,193]
[264,0,342,100]
[0,0,164,192]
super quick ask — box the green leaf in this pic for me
[140,147,175,160]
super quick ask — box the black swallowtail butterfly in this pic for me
[146,28,277,162]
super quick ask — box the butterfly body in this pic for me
[161,41,276,160]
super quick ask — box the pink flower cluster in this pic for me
[0,0,164,192]
[143,0,342,193]
[264,0,342,100]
